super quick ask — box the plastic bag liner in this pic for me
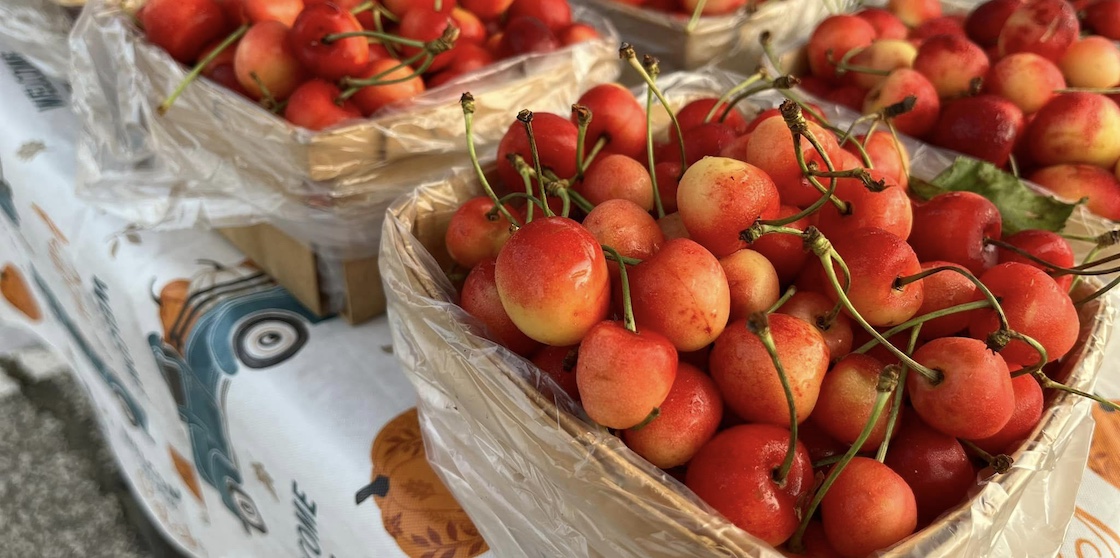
[570,0,856,78]
[0,0,75,80]
[66,0,621,260]
[379,68,1117,557]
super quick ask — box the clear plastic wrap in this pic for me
[380,69,1117,557]
[569,0,857,77]
[67,0,621,260]
[0,0,76,80]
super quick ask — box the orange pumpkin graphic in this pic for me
[1,263,41,322]
[360,408,488,558]
[1089,400,1120,491]
[169,446,204,503]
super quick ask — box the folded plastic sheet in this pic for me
[0,0,75,80]
[569,0,857,78]
[67,0,621,259]
[380,68,1117,557]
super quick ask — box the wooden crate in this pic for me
[218,224,385,326]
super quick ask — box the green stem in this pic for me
[158,24,249,115]
[767,285,797,314]
[960,439,1014,474]
[1006,331,1049,376]
[875,325,920,462]
[986,237,1120,277]
[1069,245,1101,294]
[1027,370,1120,412]
[1075,275,1120,307]
[460,94,521,228]
[704,71,767,123]
[323,30,425,48]
[573,105,591,179]
[602,245,637,332]
[894,265,1010,332]
[622,46,686,176]
[645,85,666,219]
[686,0,708,32]
[747,313,799,487]
[580,136,609,175]
[853,299,991,354]
[519,110,555,218]
[1055,87,1120,94]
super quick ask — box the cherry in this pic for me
[350,58,426,116]
[460,0,514,20]
[820,457,917,558]
[578,154,654,210]
[721,249,780,321]
[795,419,848,464]
[969,262,1079,367]
[908,336,1015,439]
[671,98,749,140]
[811,354,897,452]
[685,424,813,546]
[776,291,854,359]
[497,16,560,58]
[744,115,841,209]
[629,238,731,352]
[283,79,361,130]
[807,15,877,82]
[494,216,610,346]
[653,161,682,214]
[995,229,1075,291]
[495,112,578,191]
[862,69,941,138]
[444,196,520,269]
[965,0,1023,48]
[968,370,1044,456]
[816,169,912,240]
[997,0,1080,62]
[289,3,370,81]
[530,344,580,401]
[909,16,967,41]
[912,33,990,100]
[888,0,942,26]
[574,84,647,161]
[884,409,977,525]
[928,95,1025,168]
[1024,92,1120,169]
[506,0,571,31]
[1029,164,1120,221]
[240,0,304,26]
[676,156,780,258]
[750,205,810,285]
[141,0,230,64]
[856,8,908,40]
[1083,0,1120,40]
[621,362,723,468]
[383,0,457,16]
[984,52,1066,115]
[848,132,910,191]
[234,21,309,101]
[908,191,1002,276]
[576,319,678,430]
[460,259,541,357]
[825,227,925,328]
[397,8,458,73]
[657,213,690,241]
[198,38,239,75]
[427,43,494,86]
[912,261,980,340]
[845,39,919,91]
[710,313,830,426]
[681,124,739,166]
[450,7,486,43]
[558,22,599,46]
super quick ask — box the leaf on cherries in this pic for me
[910,157,1084,234]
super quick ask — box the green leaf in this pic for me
[909,157,1084,235]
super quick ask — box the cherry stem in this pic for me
[960,439,1014,473]
[884,120,911,184]
[339,52,432,101]
[1063,230,1120,248]
[1069,245,1102,294]
[837,112,879,148]
[783,101,849,214]
[875,325,920,462]
[717,76,801,124]
[622,46,687,177]
[1005,331,1049,377]
[1008,153,1020,178]
[894,265,1010,333]
[789,366,899,554]
[573,104,592,179]
[323,30,424,48]
[556,186,572,218]
[602,245,637,333]
[158,24,249,116]
[686,0,708,32]
[629,407,661,431]
[1076,275,1120,307]
[604,251,643,266]
[747,312,799,487]
[1055,87,1120,94]
[510,154,535,223]
[704,71,768,124]
[829,47,891,77]
[460,93,521,228]
[1025,369,1120,412]
[494,191,548,213]
[759,31,785,75]
[644,84,667,219]
[812,454,845,468]
[519,110,555,218]
[985,237,1120,277]
[767,285,797,314]
[581,136,609,176]
[853,299,992,354]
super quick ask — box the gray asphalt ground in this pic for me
[0,327,181,558]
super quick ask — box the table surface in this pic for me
[0,45,1119,558]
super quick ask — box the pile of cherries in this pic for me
[138,0,600,129]
[789,0,1120,220]
[608,0,759,17]
[442,47,1120,557]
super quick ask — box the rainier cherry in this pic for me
[995,229,1075,291]
[968,370,1044,456]
[1029,164,1120,221]
[289,3,370,81]
[676,156,780,258]
[909,191,1002,276]
[444,196,521,269]
[884,409,977,525]
[575,319,678,430]
[820,457,918,558]
[907,336,1015,439]
[141,0,230,64]
[720,249,780,321]
[1024,93,1120,169]
[776,291,854,359]
[350,59,426,116]
[234,21,308,101]
[574,84,647,161]
[621,363,723,468]
[997,0,1080,62]
[969,262,1079,367]
[283,79,361,130]
[460,259,541,357]
[530,345,580,402]
[810,353,897,452]
[825,227,925,328]
[912,261,979,340]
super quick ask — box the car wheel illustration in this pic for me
[233,312,308,369]
[115,390,139,427]
[227,480,267,534]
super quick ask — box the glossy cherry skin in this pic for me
[824,227,925,328]
[676,156,780,258]
[460,259,541,357]
[282,79,361,130]
[494,216,610,346]
[885,409,977,525]
[750,205,810,286]
[574,83,648,161]
[744,115,841,209]
[908,191,1002,276]
[912,261,979,340]
[776,291,854,360]
[997,0,1080,62]
[908,336,1015,439]
[815,169,912,240]
[968,371,1044,455]
[969,262,1079,367]
[350,58,426,116]
[234,21,309,101]
[721,249,780,321]
[810,353,896,452]
[495,113,579,192]
[929,95,1025,168]
[576,321,678,429]
[807,15,877,82]
[995,229,1074,291]
[820,457,918,558]
[530,344,580,402]
[444,196,520,269]
[965,0,1022,48]
[396,8,459,73]
[289,3,369,81]
[621,362,723,468]
[141,0,230,64]
[685,424,813,546]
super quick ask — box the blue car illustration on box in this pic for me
[31,269,149,432]
[147,263,324,534]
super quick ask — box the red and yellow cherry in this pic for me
[574,84,648,161]
[578,154,654,210]
[848,132,910,192]
[289,2,370,81]
[629,238,731,352]
[888,0,941,26]
[581,199,664,266]
[825,227,925,328]
[494,216,610,346]
[460,0,514,20]
[685,424,813,546]
[676,156,780,258]
[710,313,830,426]
[444,196,521,269]
[1024,92,1120,169]
[995,229,1075,291]
[383,0,457,17]
[460,259,541,357]
[909,191,1002,276]
[862,68,941,138]
[657,213,690,241]
[776,291,854,359]
[235,21,309,101]
[530,344,581,402]
[929,95,1025,168]
[965,0,1022,48]
[997,0,1080,62]
[239,0,304,26]
[856,8,909,40]
[396,8,459,73]
[984,52,1066,115]
[912,261,979,340]
[846,39,919,90]
[969,262,1079,367]
[884,409,977,525]
[1028,164,1120,221]
[811,353,897,452]
[968,370,1044,456]
[1059,37,1120,90]
[350,58,427,116]
[807,15,877,82]
[912,33,991,99]
[815,170,913,240]
[576,320,677,430]
[141,0,230,64]
[495,112,578,192]
[908,336,1015,439]
[670,98,750,141]
[558,22,599,46]
[820,457,918,558]
[720,249,780,321]
[744,115,840,209]
[283,79,361,130]
[507,0,571,31]
[621,362,723,468]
